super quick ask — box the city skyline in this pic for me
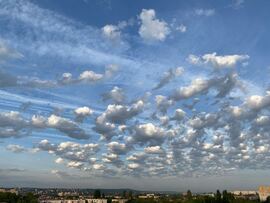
[1,0,270,192]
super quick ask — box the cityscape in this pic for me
[1,0,270,202]
[0,186,270,203]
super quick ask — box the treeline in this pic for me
[0,192,38,203]
[184,190,258,203]
[127,190,260,203]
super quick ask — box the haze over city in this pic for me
[1,0,270,193]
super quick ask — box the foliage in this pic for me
[0,192,38,203]
[94,189,101,198]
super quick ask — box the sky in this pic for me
[0,0,270,192]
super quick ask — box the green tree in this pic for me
[187,190,192,200]
[123,190,127,198]
[128,190,133,199]
[94,189,101,198]
[216,190,222,203]
[222,190,229,203]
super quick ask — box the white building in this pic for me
[0,188,19,195]
[258,186,270,202]
[40,200,85,203]
[112,199,128,203]
[231,191,257,195]
[138,194,159,199]
[86,199,107,203]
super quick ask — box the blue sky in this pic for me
[0,0,270,192]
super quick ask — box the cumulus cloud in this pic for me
[171,73,240,100]
[1,1,269,179]
[0,111,28,130]
[144,146,164,154]
[101,19,134,41]
[6,144,26,153]
[139,9,170,42]
[172,109,186,121]
[0,111,31,138]
[246,94,270,110]
[0,64,119,89]
[47,114,89,139]
[102,86,125,104]
[59,66,117,86]
[128,163,140,170]
[107,141,130,155]
[102,25,121,40]
[79,70,103,82]
[93,114,116,140]
[93,100,144,140]
[172,77,211,100]
[98,100,144,124]
[4,67,269,178]
[74,106,93,117]
[74,106,93,122]
[188,53,249,69]
[0,64,118,88]
[0,110,90,140]
[38,140,99,163]
[155,95,174,113]
[55,157,64,164]
[102,153,122,167]
[67,161,84,169]
[129,123,168,146]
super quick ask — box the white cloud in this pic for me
[58,66,118,87]
[102,86,125,104]
[139,9,170,42]
[246,95,270,110]
[144,146,163,154]
[195,9,215,16]
[74,106,93,116]
[79,70,103,82]
[155,95,174,113]
[176,24,187,33]
[102,24,121,40]
[188,53,249,69]
[55,157,64,164]
[107,141,129,155]
[202,53,249,68]
[46,114,89,139]
[173,78,210,99]
[128,163,140,169]
[38,140,99,163]
[130,123,167,146]
[6,144,26,153]
[2,1,270,179]
[173,109,186,121]
[93,163,104,170]
[31,115,47,128]
[95,100,144,125]
[67,161,83,169]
